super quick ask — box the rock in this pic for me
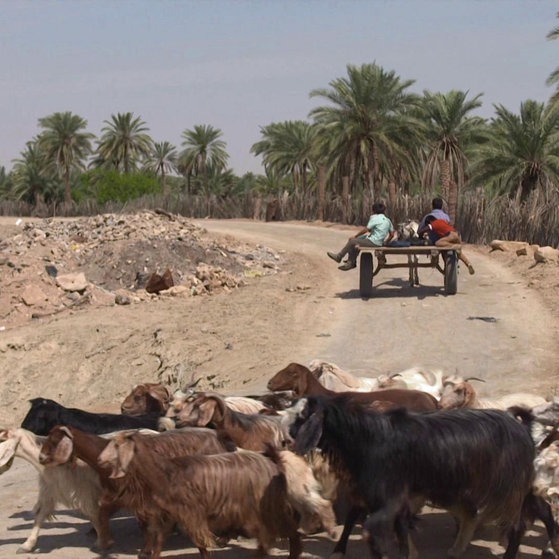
[20,285,47,306]
[45,265,58,278]
[534,246,559,264]
[56,272,88,292]
[162,285,190,297]
[145,269,174,294]
[115,293,131,305]
[489,240,530,252]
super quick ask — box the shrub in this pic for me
[75,169,161,204]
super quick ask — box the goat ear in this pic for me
[0,439,17,469]
[147,385,170,409]
[111,438,135,478]
[196,399,217,426]
[53,433,74,464]
[294,410,324,455]
[419,369,436,385]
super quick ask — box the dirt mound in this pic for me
[0,211,282,330]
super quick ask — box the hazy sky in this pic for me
[1,0,558,175]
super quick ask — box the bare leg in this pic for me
[435,234,474,273]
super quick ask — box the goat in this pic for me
[308,359,381,392]
[166,388,268,416]
[21,397,161,435]
[388,366,446,400]
[38,425,234,557]
[0,428,103,553]
[99,432,334,559]
[307,360,446,399]
[397,219,420,241]
[285,394,547,559]
[532,398,559,427]
[170,392,290,451]
[439,376,547,411]
[268,362,439,412]
[120,383,172,415]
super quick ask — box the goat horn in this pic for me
[389,372,403,379]
[182,377,202,391]
[464,377,486,383]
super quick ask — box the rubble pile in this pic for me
[0,211,281,329]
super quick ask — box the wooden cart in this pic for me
[357,245,461,297]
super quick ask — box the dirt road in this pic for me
[1,218,558,559]
[197,219,559,394]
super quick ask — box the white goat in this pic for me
[0,428,103,553]
[308,360,386,392]
[308,360,445,399]
[397,219,420,241]
[388,366,446,400]
[439,375,547,410]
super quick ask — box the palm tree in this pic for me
[309,63,422,201]
[547,11,559,103]
[94,112,153,173]
[10,140,52,205]
[144,141,178,195]
[36,112,94,206]
[420,90,487,222]
[471,99,559,201]
[250,120,318,195]
[178,125,228,194]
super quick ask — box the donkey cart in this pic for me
[357,245,460,297]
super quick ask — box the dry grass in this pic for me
[2,189,558,247]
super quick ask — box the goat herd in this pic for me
[2,359,559,559]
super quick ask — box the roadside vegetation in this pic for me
[2,15,559,248]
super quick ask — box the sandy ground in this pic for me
[1,217,559,558]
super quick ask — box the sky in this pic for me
[1,0,558,176]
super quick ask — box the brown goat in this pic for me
[120,383,171,415]
[268,362,439,412]
[101,434,324,559]
[175,392,291,450]
[38,426,234,558]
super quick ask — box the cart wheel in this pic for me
[444,251,458,295]
[359,252,374,297]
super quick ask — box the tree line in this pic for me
[1,12,559,247]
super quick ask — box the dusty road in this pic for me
[1,218,558,559]
[197,219,559,393]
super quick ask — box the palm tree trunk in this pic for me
[448,179,458,225]
[63,169,72,206]
[388,181,397,207]
[162,170,168,196]
[253,195,262,220]
[342,175,350,224]
[317,165,326,221]
[440,158,451,210]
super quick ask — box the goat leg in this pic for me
[138,515,175,559]
[331,505,366,558]
[95,499,118,551]
[287,532,303,559]
[17,497,54,553]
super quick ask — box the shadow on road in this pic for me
[336,279,449,301]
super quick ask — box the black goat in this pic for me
[21,398,161,436]
[285,395,544,559]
